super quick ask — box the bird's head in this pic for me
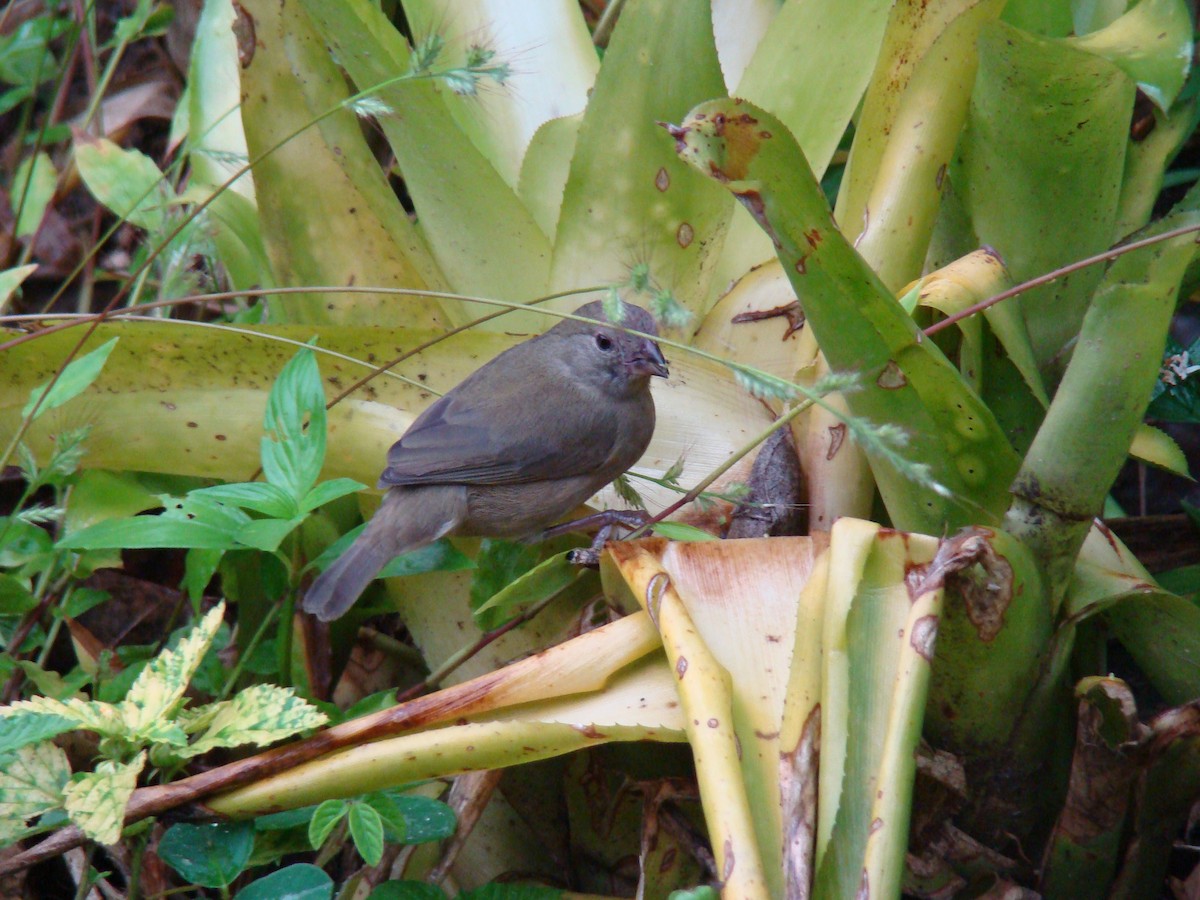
[551,300,669,399]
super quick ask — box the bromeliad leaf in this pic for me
[177,683,327,758]
[61,751,145,845]
[672,98,1021,532]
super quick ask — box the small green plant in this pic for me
[148,789,456,896]
[0,601,326,845]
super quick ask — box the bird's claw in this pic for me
[567,547,602,567]
[538,509,652,543]
[540,509,655,568]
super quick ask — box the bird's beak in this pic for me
[630,339,669,378]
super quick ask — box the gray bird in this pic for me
[301,301,668,622]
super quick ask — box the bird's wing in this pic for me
[379,354,620,487]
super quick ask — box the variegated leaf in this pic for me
[61,752,145,845]
[6,696,127,738]
[0,741,70,840]
[180,685,327,758]
[121,604,225,737]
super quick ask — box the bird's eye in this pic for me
[595,334,614,352]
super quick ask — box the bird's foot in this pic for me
[539,510,653,567]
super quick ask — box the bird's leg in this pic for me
[539,509,652,541]
[535,509,653,567]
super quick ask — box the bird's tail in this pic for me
[301,488,462,622]
[302,522,399,623]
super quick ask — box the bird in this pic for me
[301,300,669,622]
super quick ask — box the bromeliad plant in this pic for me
[3,0,1200,896]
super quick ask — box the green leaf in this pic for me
[651,522,720,542]
[370,793,456,844]
[22,337,118,421]
[665,889,718,900]
[308,799,347,848]
[63,470,161,535]
[0,516,53,566]
[261,347,327,503]
[235,517,304,553]
[368,882,448,900]
[0,574,37,615]
[57,516,238,551]
[15,659,86,699]
[12,151,55,238]
[234,864,333,900]
[337,690,398,724]
[473,551,589,628]
[74,134,168,231]
[0,710,74,756]
[0,85,33,117]
[182,548,224,603]
[469,540,540,609]
[0,16,70,86]
[0,264,37,310]
[1130,423,1190,477]
[299,478,368,514]
[158,820,255,887]
[61,751,145,845]
[1157,564,1200,597]
[458,885,563,900]
[1148,335,1200,422]
[365,792,408,843]
[60,586,108,618]
[191,482,298,519]
[348,802,385,866]
[376,539,474,578]
[112,0,173,44]
[256,805,316,831]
